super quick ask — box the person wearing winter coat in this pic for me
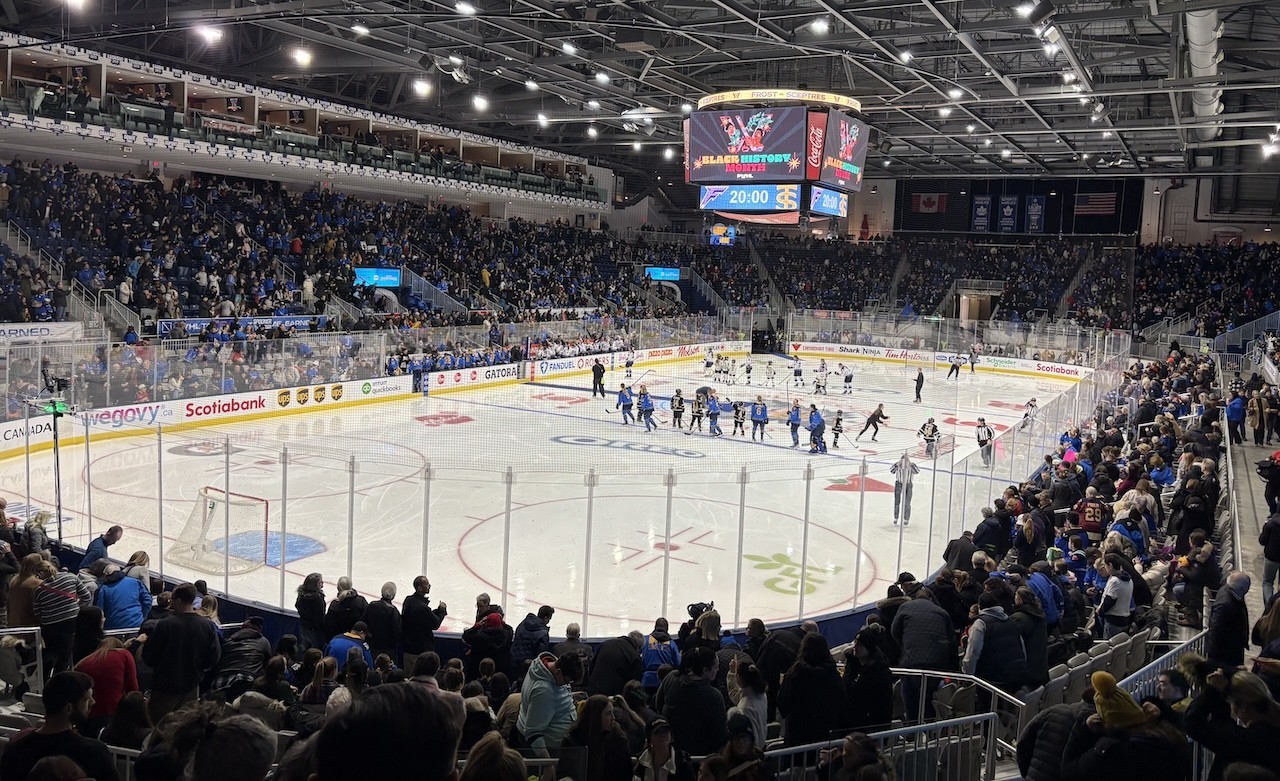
[462,611,514,679]
[890,587,955,720]
[1258,512,1280,604]
[555,693,633,781]
[294,573,327,651]
[323,576,368,639]
[361,582,402,661]
[641,618,682,692]
[1010,587,1050,690]
[95,564,153,631]
[517,651,583,757]
[1017,695,1095,781]
[1206,572,1252,667]
[206,616,273,701]
[511,605,554,667]
[841,625,894,732]
[1060,671,1189,781]
[753,623,805,720]
[777,632,843,746]
[962,592,1028,693]
[654,646,727,756]
[1184,668,1280,781]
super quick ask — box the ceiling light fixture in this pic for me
[1102,130,1112,138]
[65,0,85,9]
[899,51,913,63]
[966,124,976,133]
[870,185,878,194]
[562,42,577,55]
[1001,148,1012,158]
[984,138,992,147]
[524,79,539,91]
[1081,152,1090,160]
[948,88,964,99]
[412,79,431,96]
[1266,224,1273,232]
[587,125,598,138]
[1049,189,1057,196]
[537,113,549,128]
[681,103,693,113]
[883,159,891,166]
[939,107,952,117]
[663,147,675,160]
[587,99,600,109]
[196,26,223,43]
[292,48,312,66]
[595,72,611,84]
[448,54,464,65]
[1093,102,1105,113]
[455,1,477,14]
[1044,42,1059,56]
[812,18,830,34]
[350,23,370,36]
[633,142,642,151]
[1016,3,1034,17]
[1263,143,1278,158]
[1153,183,1162,195]
[1078,96,1090,104]
[472,94,489,111]
[1062,71,1076,83]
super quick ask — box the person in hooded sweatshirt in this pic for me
[516,651,583,757]
[641,618,681,695]
[95,564,152,631]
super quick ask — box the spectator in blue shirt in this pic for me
[81,526,123,571]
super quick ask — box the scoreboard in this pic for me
[699,184,801,211]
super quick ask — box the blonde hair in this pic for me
[29,511,49,529]
[126,550,150,568]
[196,595,220,623]
[1229,672,1280,726]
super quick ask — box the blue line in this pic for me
[438,390,1018,485]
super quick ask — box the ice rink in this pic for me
[3,356,1076,636]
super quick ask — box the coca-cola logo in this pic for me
[807,125,825,168]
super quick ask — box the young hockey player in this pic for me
[787,400,802,447]
[765,360,777,388]
[814,370,828,395]
[638,385,656,432]
[792,356,804,388]
[918,417,940,458]
[624,351,635,379]
[707,391,723,437]
[750,396,768,441]
[687,392,706,433]
[742,357,753,386]
[840,363,854,394]
[670,389,685,428]
[704,349,715,378]
[832,411,844,448]
[732,400,746,436]
[616,384,634,425]
[807,404,827,454]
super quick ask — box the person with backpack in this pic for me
[1109,510,1149,564]
[640,618,681,696]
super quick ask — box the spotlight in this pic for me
[1102,130,1112,138]
[412,79,431,96]
[984,138,992,147]
[681,103,693,113]
[633,142,642,151]
[456,1,477,13]
[587,125,598,138]
[663,147,675,160]
[449,54,465,65]
[1022,0,1056,27]
[562,42,577,55]
[870,185,878,194]
[948,88,964,99]
[292,48,312,66]
[1263,144,1278,158]
[1043,43,1059,56]
[587,100,600,109]
[1001,148,1012,158]
[1079,96,1091,105]
[350,23,370,36]
[472,94,489,111]
[939,107,952,117]
[1062,71,1076,83]
[811,18,830,34]
[883,159,891,166]
[966,124,976,133]
[900,51,913,63]
[1266,225,1273,232]
[595,72,611,84]
[525,79,539,91]
[537,113,549,128]
[1153,184,1162,195]
[1081,152,1090,160]
[1016,3,1034,17]
[196,26,223,43]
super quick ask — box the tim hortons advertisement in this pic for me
[788,342,1092,380]
[529,342,750,381]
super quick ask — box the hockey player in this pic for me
[731,400,747,436]
[670,390,685,428]
[743,358,753,386]
[856,404,889,442]
[707,391,723,437]
[750,396,769,441]
[624,351,635,379]
[818,359,828,379]
[832,411,844,448]
[840,364,854,394]
[814,370,828,395]
[792,356,804,388]
[914,369,925,403]
[765,361,777,388]
[787,400,802,447]
[728,359,738,385]
[946,354,963,379]
[616,384,635,425]
[638,385,656,432]
[704,349,715,378]
[688,392,706,433]
[918,417,941,458]
[806,404,827,454]
[1022,398,1038,430]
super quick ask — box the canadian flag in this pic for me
[911,193,947,213]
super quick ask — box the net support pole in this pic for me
[853,458,868,601]
[83,417,93,544]
[224,436,232,596]
[798,462,814,618]
[501,467,514,606]
[420,462,433,578]
[156,426,164,582]
[347,456,357,583]
[582,468,596,637]
[733,466,748,629]
[279,447,289,609]
[23,402,30,527]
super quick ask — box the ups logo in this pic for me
[314,386,327,403]
[278,390,291,407]
[331,384,344,401]
[297,388,310,405]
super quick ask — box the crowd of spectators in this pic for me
[989,240,1092,321]
[757,238,899,311]
[1064,251,1132,331]
[1133,242,1280,337]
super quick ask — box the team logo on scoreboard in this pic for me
[278,390,291,407]
[313,385,327,403]
[331,384,344,401]
[297,388,310,405]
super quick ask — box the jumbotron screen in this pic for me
[687,106,807,182]
[818,110,870,192]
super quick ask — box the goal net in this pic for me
[165,486,269,575]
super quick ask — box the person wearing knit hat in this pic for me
[1090,671,1149,730]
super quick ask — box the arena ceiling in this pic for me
[8,0,1280,184]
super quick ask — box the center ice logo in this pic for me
[744,553,843,595]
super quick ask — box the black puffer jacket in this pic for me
[1016,701,1092,781]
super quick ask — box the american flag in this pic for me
[1074,193,1117,215]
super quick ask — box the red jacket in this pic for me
[75,649,138,719]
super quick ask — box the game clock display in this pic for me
[687,107,808,182]
[699,184,801,211]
